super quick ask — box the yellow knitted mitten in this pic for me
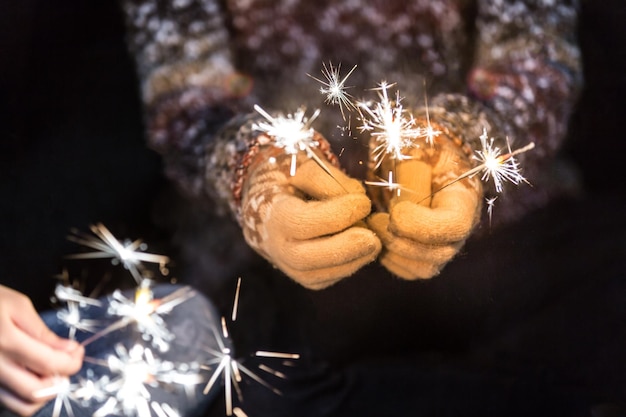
[367,132,482,280]
[241,134,382,289]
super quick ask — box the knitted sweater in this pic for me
[121,0,582,226]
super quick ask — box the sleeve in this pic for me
[120,0,258,217]
[415,0,583,222]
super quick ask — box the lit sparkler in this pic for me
[33,377,78,417]
[201,278,300,416]
[87,343,202,417]
[80,281,196,352]
[253,104,330,178]
[469,129,534,193]
[67,223,170,285]
[358,82,423,169]
[417,128,535,204]
[56,302,101,341]
[54,284,102,340]
[307,62,357,120]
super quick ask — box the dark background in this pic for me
[1,1,626,416]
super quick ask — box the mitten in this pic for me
[239,132,381,290]
[367,127,482,280]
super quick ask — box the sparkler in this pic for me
[54,284,102,340]
[357,82,424,170]
[416,128,535,205]
[201,278,300,416]
[470,129,534,193]
[253,104,330,178]
[32,371,110,417]
[33,377,77,417]
[80,281,196,352]
[87,343,203,417]
[67,223,170,285]
[307,62,357,120]
[56,301,101,341]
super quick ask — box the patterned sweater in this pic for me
[121,0,582,226]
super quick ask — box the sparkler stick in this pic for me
[67,223,170,285]
[307,62,357,120]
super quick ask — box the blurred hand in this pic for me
[240,132,381,289]
[367,133,482,279]
[0,285,84,416]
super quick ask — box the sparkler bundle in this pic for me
[35,225,299,417]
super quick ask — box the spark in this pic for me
[417,129,535,204]
[364,170,415,197]
[88,344,173,417]
[486,196,498,226]
[54,283,102,307]
[151,402,181,417]
[70,370,111,407]
[54,284,102,340]
[357,82,423,169]
[67,223,170,285]
[252,104,323,177]
[88,343,203,417]
[80,280,196,352]
[202,277,300,416]
[470,129,534,193]
[33,368,112,417]
[307,62,357,120]
[56,301,100,340]
[33,377,77,417]
[421,89,441,146]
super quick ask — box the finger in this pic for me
[0,385,46,417]
[4,325,84,377]
[393,158,432,207]
[278,241,381,290]
[272,193,372,240]
[380,251,441,280]
[382,233,462,265]
[368,212,460,264]
[12,305,82,354]
[389,182,480,244]
[290,156,364,198]
[0,356,56,405]
[276,226,381,272]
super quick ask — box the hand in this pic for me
[367,132,482,280]
[0,285,84,416]
[240,132,382,289]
